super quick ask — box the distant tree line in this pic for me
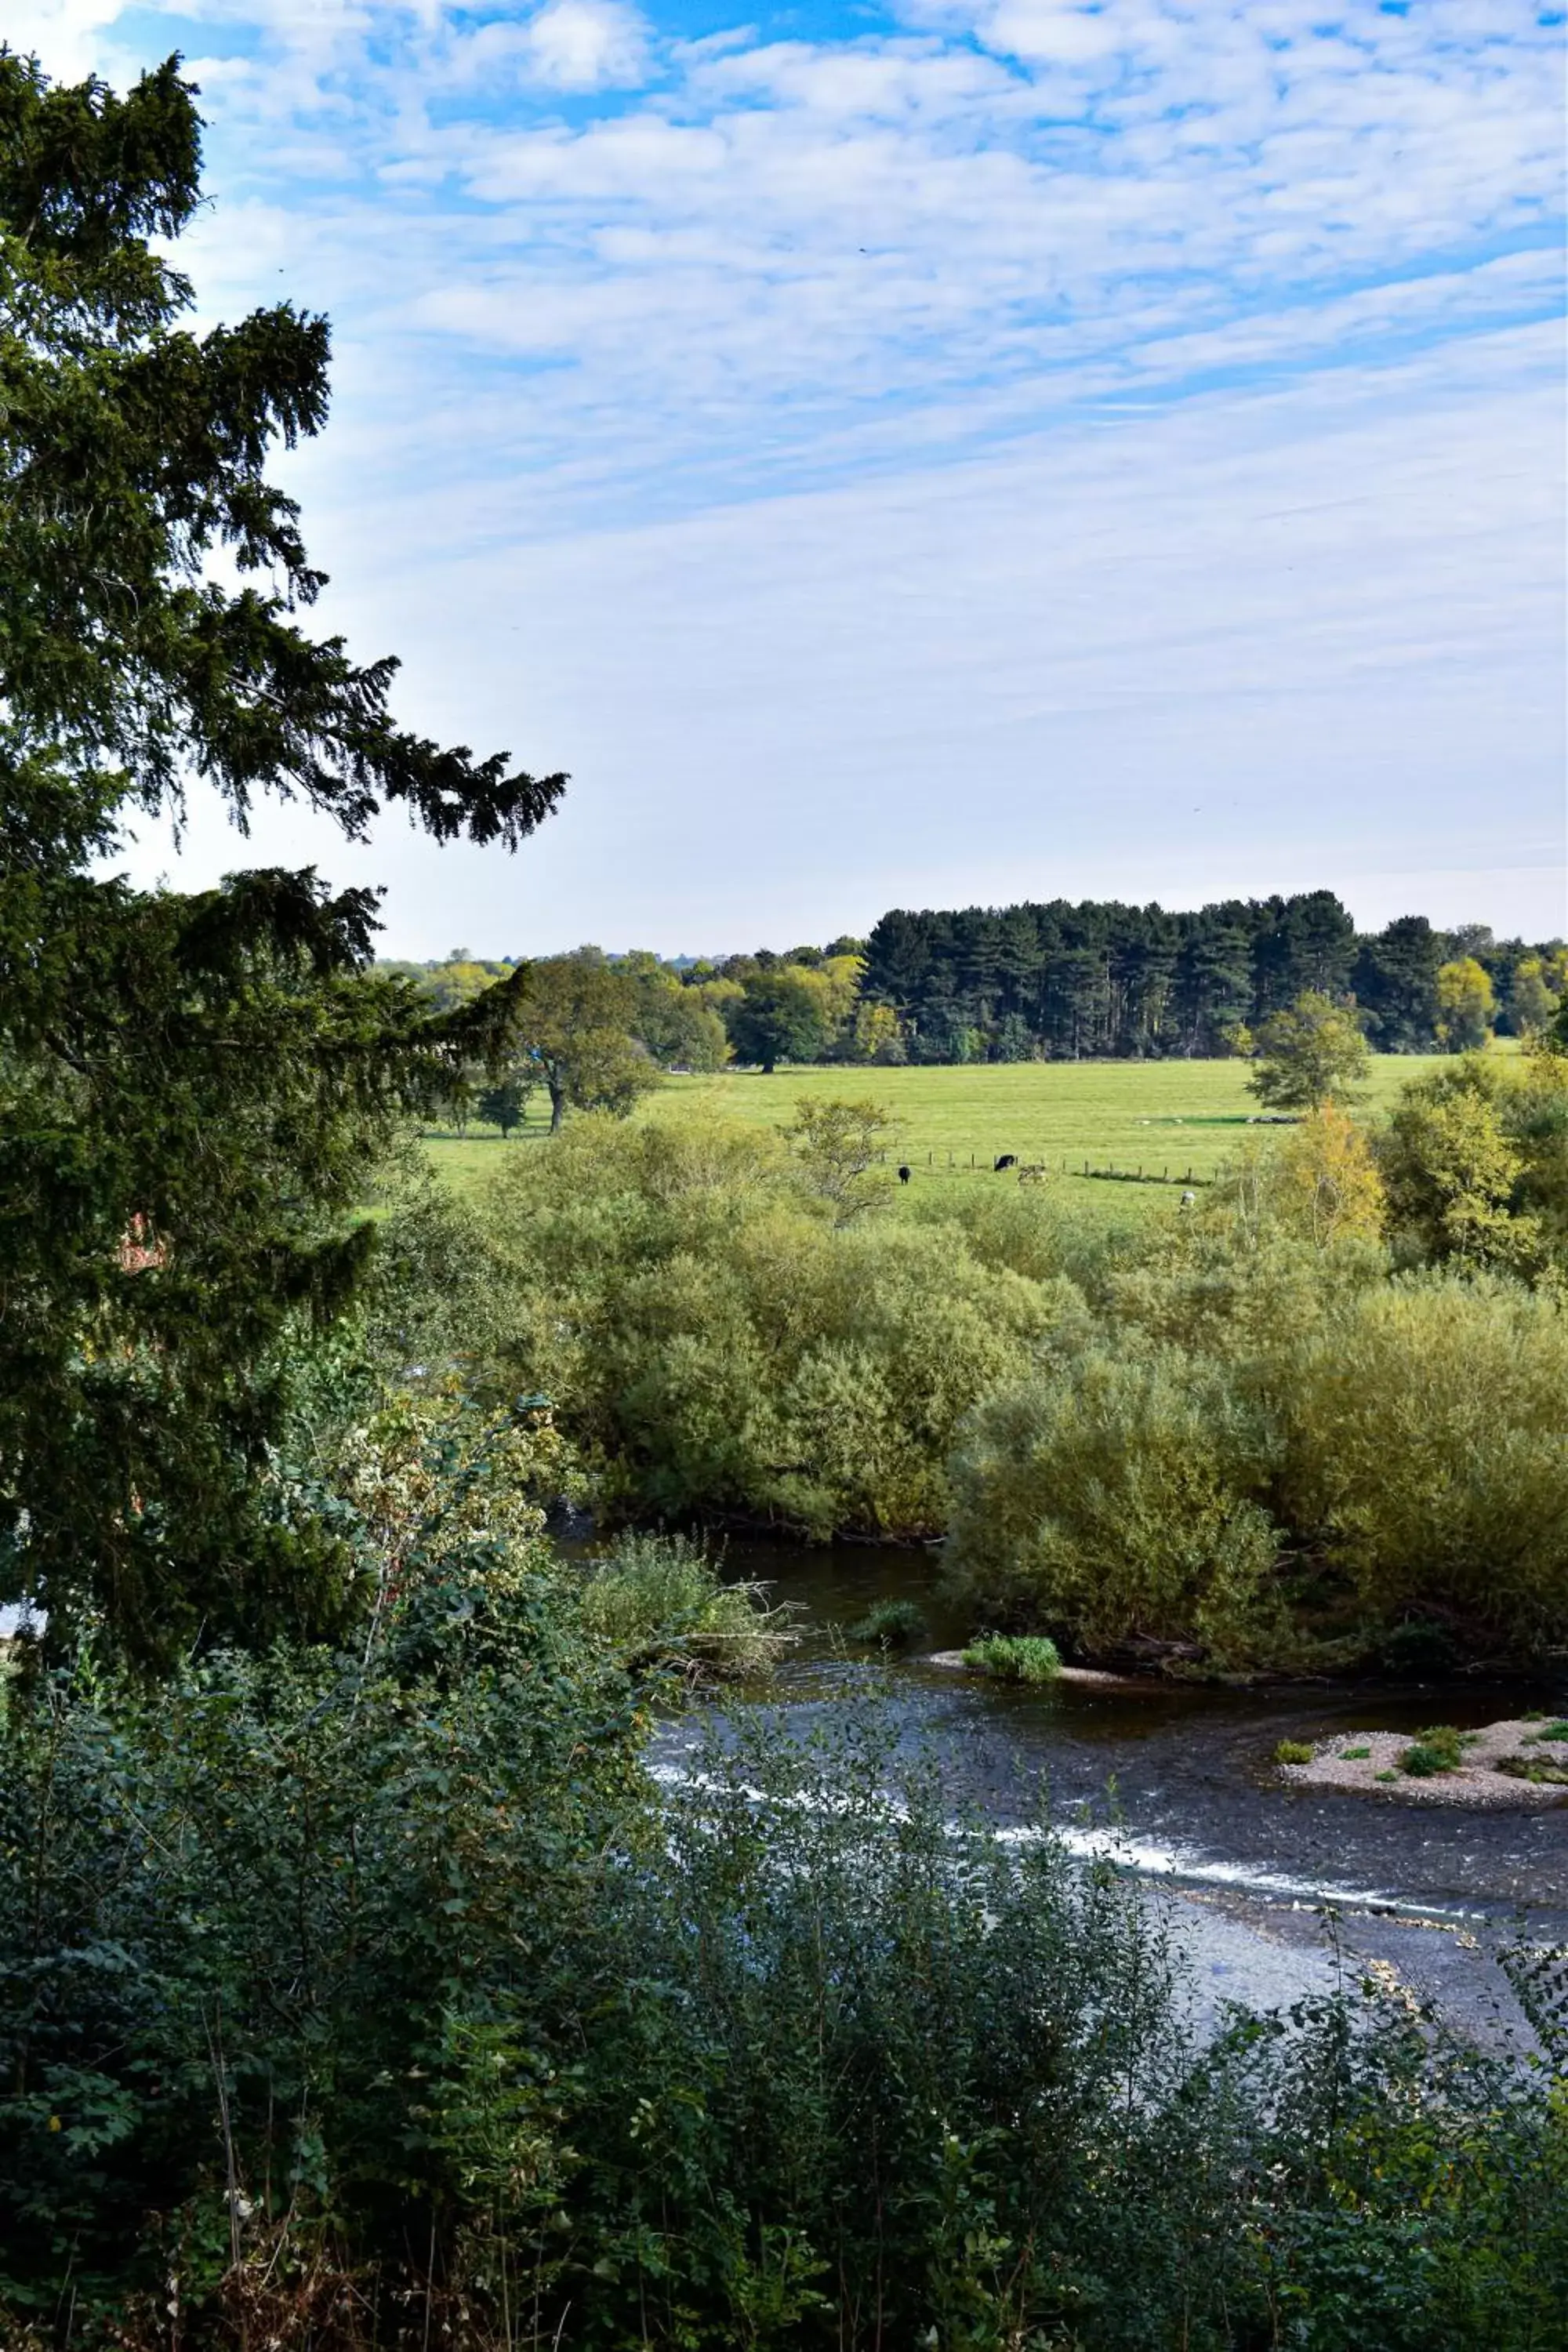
[381,896,1566,1080]
[856,895,1566,1062]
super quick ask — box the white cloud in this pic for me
[114,328,1566,952]
[516,0,650,92]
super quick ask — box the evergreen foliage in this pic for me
[0,51,560,1660]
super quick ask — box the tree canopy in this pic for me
[512,954,661,1128]
[1247,991,1371,1112]
[0,51,562,1663]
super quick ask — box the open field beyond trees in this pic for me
[423,1050,1465,1222]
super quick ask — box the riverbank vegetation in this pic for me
[7,1590,1565,2346]
[444,1058,1568,1675]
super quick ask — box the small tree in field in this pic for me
[1248,992,1370,1112]
[782,1098,900,1223]
[478,1069,533,1137]
[517,955,660,1131]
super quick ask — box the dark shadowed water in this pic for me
[661,1540,1568,1939]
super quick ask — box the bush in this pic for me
[576,1530,796,1679]
[946,1349,1284,1664]
[846,1595,928,1647]
[1377,1051,1568,1276]
[962,1632,1062,1682]
[480,1116,1077,1538]
[1274,1739,1315,1765]
[1276,1273,1568,1652]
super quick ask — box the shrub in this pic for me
[1276,1274,1568,1653]
[962,1632,1062,1684]
[1400,1725,1465,1777]
[577,1530,796,1679]
[1274,1739,1315,1765]
[846,1595,928,1647]
[946,1350,1284,1664]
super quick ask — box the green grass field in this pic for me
[422,1052,1459,1226]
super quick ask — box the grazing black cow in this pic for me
[897,1164,912,1185]
[994,1153,1017,1171]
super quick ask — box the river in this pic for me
[655,1540,1568,2046]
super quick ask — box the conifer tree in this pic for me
[0,51,564,1662]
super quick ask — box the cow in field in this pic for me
[994,1153,1017,1172]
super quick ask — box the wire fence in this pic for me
[877,1152,1211,1185]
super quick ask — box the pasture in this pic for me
[422,1051,1456,1223]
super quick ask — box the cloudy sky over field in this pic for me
[17,0,1568,952]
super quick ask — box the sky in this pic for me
[16,0,1568,956]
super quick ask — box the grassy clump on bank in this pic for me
[963,1632,1062,1684]
[1399,1724,1468,1777]
[846,1595,928,1646]
[576,1530,796,1679]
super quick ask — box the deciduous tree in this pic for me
[1436,957,1496,1052]
[729,969,832,1071]
[514,956,660,1129]
[782,1097,900,1223]
[1508,956,1563,1037]
[1247,993,1370,1112]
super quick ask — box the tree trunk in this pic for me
[549,1080,566,1132]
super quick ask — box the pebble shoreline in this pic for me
[1276,1718,1568,1809]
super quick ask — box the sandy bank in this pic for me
[926,1650,1161,1691]
[1278,1719,1568,1809]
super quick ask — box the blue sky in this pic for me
[20,0,1568,953]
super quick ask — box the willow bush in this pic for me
[942,1261,1568,1666]
[477,1116,1080,1537]
[945,1349,1287,1667]
[1276,1273,1568,1650]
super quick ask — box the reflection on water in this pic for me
[690,1537,1568,1928]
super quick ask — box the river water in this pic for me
[656,1540,1568,2042]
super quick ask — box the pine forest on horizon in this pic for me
[383,888,1567,1067]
